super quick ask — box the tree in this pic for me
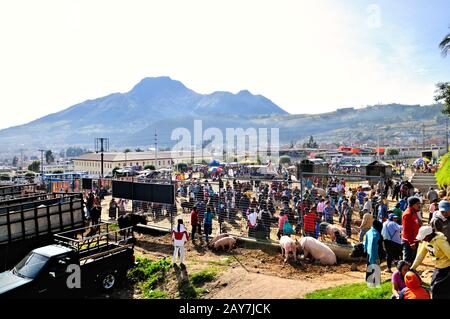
[52,170,64,174]
[386,148,400,156]
[439,29,450,57]
[28,160,40,173]
[135,148,144,152]
[144,164,156,170]
[61,146,87,158]
[45,150,54,164]
[279,155,291,165]
[434,82,450,116]
[304,136,318,148]
[175,163,188,172]
[124,149,131,153]
[12,156,19,167]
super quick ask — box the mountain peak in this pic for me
[130,76,190,96]
[237,89,252,95]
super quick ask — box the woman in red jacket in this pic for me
[172,219,190,266]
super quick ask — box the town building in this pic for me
[72,150,212,176]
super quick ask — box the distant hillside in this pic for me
[0,76,445,152]
[0,77,287,151]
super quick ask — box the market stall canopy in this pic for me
[413,157,430,165]
[208,160,221,167]
[208,167,223,173]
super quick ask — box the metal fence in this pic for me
[125,174,387,244]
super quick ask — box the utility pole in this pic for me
[38,149,46,181]
[20,149,24,170]
[154,129,158,168]
[377,135,380,159]
[422,123,425,150]
[95,138,109,182]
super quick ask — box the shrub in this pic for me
[127,257,171,284]
[436,153,450,188]
[190,269,217,287]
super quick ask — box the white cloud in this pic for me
[0,0,438,130]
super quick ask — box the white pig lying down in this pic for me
[209,233,230,247]
[279,235,301,263]
[212,237,237,251]
[299,236,337,265]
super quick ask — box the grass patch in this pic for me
[108,223,119,231]
[190,268,218,287]
[127,257,172,299]
[305,280,392,299]
[142,288,168,299]
[127,257,171,284]
[176,267,219,299]
[207,257,233,267]
[194,287,208,297]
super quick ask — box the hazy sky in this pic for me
[1,0,450,130]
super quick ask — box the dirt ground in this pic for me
[115,233,381,299]
[100,229,436,300]
[98,170,436,299]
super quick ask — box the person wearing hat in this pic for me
[401,197,422,263]
[399,270,431,300]
[430,200,450,244]
[392,203,403,225]
[382,213,403,272]
[411,225,450,299]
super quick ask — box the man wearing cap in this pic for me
[401,197,422,263]
[431,200,450,243]
[382,213,403,273]
[411,225,450,299]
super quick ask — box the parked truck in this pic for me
[0,193,85,271]
[0,223,135,298]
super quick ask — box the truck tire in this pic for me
[98,271,117,292]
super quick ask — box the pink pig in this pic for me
[209,233,230,247]
[213,237,237,251]
[279,236,301,263]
